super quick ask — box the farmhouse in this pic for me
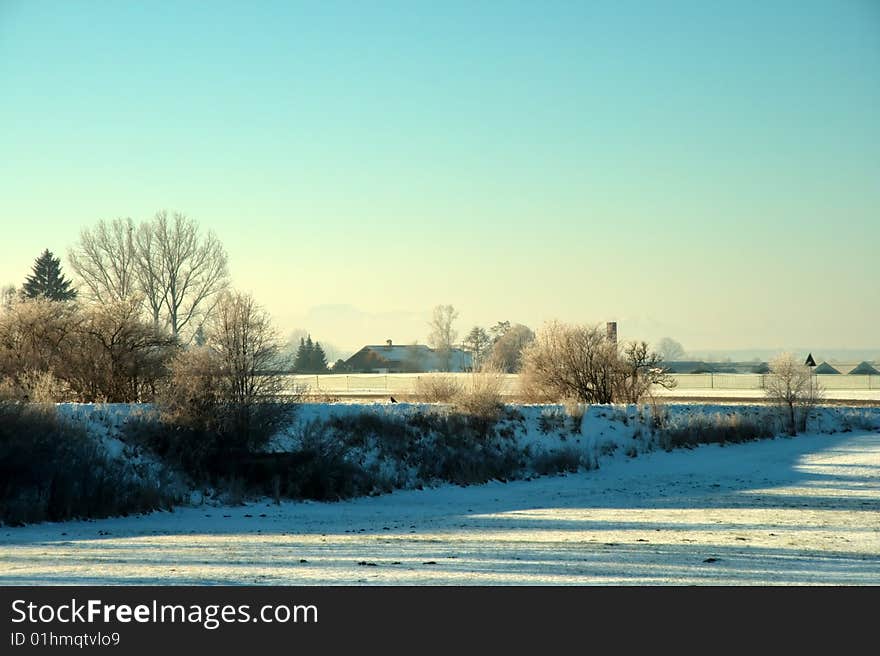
[344,340,473,373]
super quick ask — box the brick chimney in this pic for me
[606,322,618,345]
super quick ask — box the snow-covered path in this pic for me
[2,432,879,585]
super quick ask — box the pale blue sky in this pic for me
[1,1,877,352]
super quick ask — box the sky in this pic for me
[1,0,878,356]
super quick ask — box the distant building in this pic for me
[660,359,879,375]
[848,361,880,375]
[813,361,879,375]
[606,322,617,345]
[662,360,756,374]
[344,340,473,373]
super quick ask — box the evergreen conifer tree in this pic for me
[293,337,311,373]
[311,341,329,373]
[292,335,331,373]
[21,249,77,301]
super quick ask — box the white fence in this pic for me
[285,373,522,396]
[665,373,880,391]
[284,372,880,397]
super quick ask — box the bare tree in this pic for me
[463,326,492,371]
[615,341,677,403]
[136,211,229,341]
[521,321,670,404]
[656,337,685,362]
[489,320,511,341]
[765,353,822,436]
[0,297,77,386]
[160,291,294,461]
[64,298,177,403]
[68,217,139,305]
[428,304,459,371]
[1,285,16,311]
[488,323,534,373]
[68,212,229,342]
[521,321,618,403]
[207,291,285,407]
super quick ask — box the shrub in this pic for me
[324,412,414,460]
[66,299,176,402]
[659,411,774,450]
[0,370,71,403]
[415,412,524,484]
[837,409,880,433]
[255,408,529,499]
[531,447,584,476]
[126,401,295,482]
[454,372,505,419]
[414,374,463,403]
[564,401,586,433]
[0,298,76,382]
[155,292,299,479]
[283,423,374,500]
[0,297,176,403]
[518,365,563,403]
[0,402,177,526]
[647,399,670,432]
[538,408,567,434]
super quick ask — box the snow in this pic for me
[652,388,880,402]
[53,402,166,476]
[2,424,878,585]
[282,372,880,401]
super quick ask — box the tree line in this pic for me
[0,211,291,406]
[2,210,697,408]
[426,304,536,373]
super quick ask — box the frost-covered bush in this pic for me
[659,411,774,450]
[453,372,505,423]
[414,374,463,403]
[414,413,524,485]
[538,408,567,434]
[315,410,524,489]
[538,403,586,436]
[152,293,299,479]
[520,321,674,404]
[531,447,586,476]
[0,370,71,403]
[836,409,880,433]
[0,297,176,404]
[0,402,178,526]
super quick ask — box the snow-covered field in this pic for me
[2,429,878,585]
[283,372,880,402]
[652,388,880,402]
